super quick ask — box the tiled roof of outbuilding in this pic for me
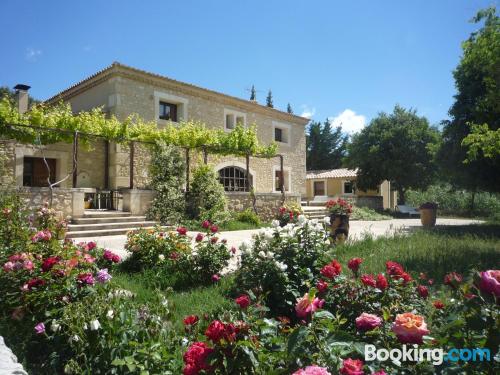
[306,168,358,179]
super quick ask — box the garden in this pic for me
[1,191,499,374]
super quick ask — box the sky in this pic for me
[0,0,495,133]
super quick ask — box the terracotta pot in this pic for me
[330,214,350,242]
[420,208,437,227]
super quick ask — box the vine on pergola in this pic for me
[0,98,277,157]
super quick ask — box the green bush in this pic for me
[406,184,500,218]
[146,142,185,225]
[350,206,391,221]
[233,208,261,226]
[186,165,228,223]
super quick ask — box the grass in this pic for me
[335,224,500,286]
[112,271,233,331]
[180,219,267,232]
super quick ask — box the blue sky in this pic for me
[0,0,495,132]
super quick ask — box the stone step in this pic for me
[66,226,157,239]
[67,221,157,232]
[73,216,147,224]
[82,210,132,218]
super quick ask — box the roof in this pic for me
[45,62,310,125]
[306,168,358,179]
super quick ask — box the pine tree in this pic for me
[266,90,274,108]
[306,119,348,170]
[287,103,293,114]
[250,85,256,101]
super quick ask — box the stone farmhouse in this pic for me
[1,62,309,232]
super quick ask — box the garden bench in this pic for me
[396,204,420,217]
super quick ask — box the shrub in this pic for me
[234,208,261,226]
[186,165,227,223]
[124,223,232,288]
[350,206,391,221]
[276,202,303,226]
[147,142,186,224]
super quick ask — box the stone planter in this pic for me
[330,214,350,242]
[420,208,437,227]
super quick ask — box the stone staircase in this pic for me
[66,210,157,239]
[301,203,329,220]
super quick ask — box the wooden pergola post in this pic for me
[72,131,79,188]
[279,154,284,193]
[104,140,109,189]
[129,141,135,189]
[245,153,251,191]
[185,148,190,192]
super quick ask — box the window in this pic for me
[159,101,178,122]
[274,168,290,192]
[23,157,56,187]
[218,166,251,192]
[343,180,354,195]
[224,109,246,131]
[313,181,325,196]
[272,122,291,144]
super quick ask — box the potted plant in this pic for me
[325,198,353,242]
[419,202,438,227]
[276,204,302,227]
[84,195,93,210]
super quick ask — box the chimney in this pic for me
[14,84,31,114]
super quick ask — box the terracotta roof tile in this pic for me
[306,168,358,179]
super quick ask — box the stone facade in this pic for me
[226,192,301,222]
[16,187,85,218]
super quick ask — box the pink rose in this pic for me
[201,220,211,229]
[295,293,324,319]
[23,260,34,270]
[293,365,332,375]
[2,261,14,272]
[177,226,188,236]
[195,233,204,242]
[392,313,430,344]
[211,274,220,282]
[479,270,500,297]
[340,358,364,375]
[355,313,382,331]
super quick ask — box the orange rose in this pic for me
[392,313,429,344]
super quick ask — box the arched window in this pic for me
[218,166,251,192]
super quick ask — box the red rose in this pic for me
[41,256,59,272]
[376,274,388,290]
[320,260,342,279]
[386,261,404,277]
[201,220,211,229]
[400,272,413,284]
[316,279,329,293]
[444,272,463,288]
[195,233,204,242]
[433,300,445,309]
[210,224,218,233]
[348,258,363,274]
[360,274,376,287]
[27,278,45,290]
[235,294,251,309]
[210,237,218,244]
[177,226,188,235]
[111,254,121,263]
[211,274,220,282]
[417,285,429,298]
[183,341,213,375]
[183,315,199,326]
[205,320,226,343]
[340,358,364,375]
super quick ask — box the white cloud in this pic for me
[25,47,42,62]
[328,109,366,135]
[300,105,316,119]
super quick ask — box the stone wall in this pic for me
[15,187,86,218]
[226,192,301,222]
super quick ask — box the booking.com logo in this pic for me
[365,344,491,366]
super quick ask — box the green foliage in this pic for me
[346,105,440,204]
[406,184,500,218]
[439,7,500,192]
[234,208,261,226]
[146,142,185,224]
[306,119,348,170]
[350,206,391,221]
[0,85,40,108]
[0,97,277,157]
[186,165,227,222]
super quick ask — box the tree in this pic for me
[287,103,293,114]
[266,90,274,108]
[306,119,348,170]
[438,7,500,193]
[345,105,440,204]
[146,142,186,224]
[250,85,256,101]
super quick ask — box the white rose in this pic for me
[51,320,61,332]
[323,216,331,225]
[276,261,288,271]
[106,310,114,319]
[239,240,251,251]
[70,335,80,343]
[271,219,280,228]
[89,319,101,331]
[297,215,306,224]
[83,323,88,330]
[258,251,266,258]
[158,254,165,261]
